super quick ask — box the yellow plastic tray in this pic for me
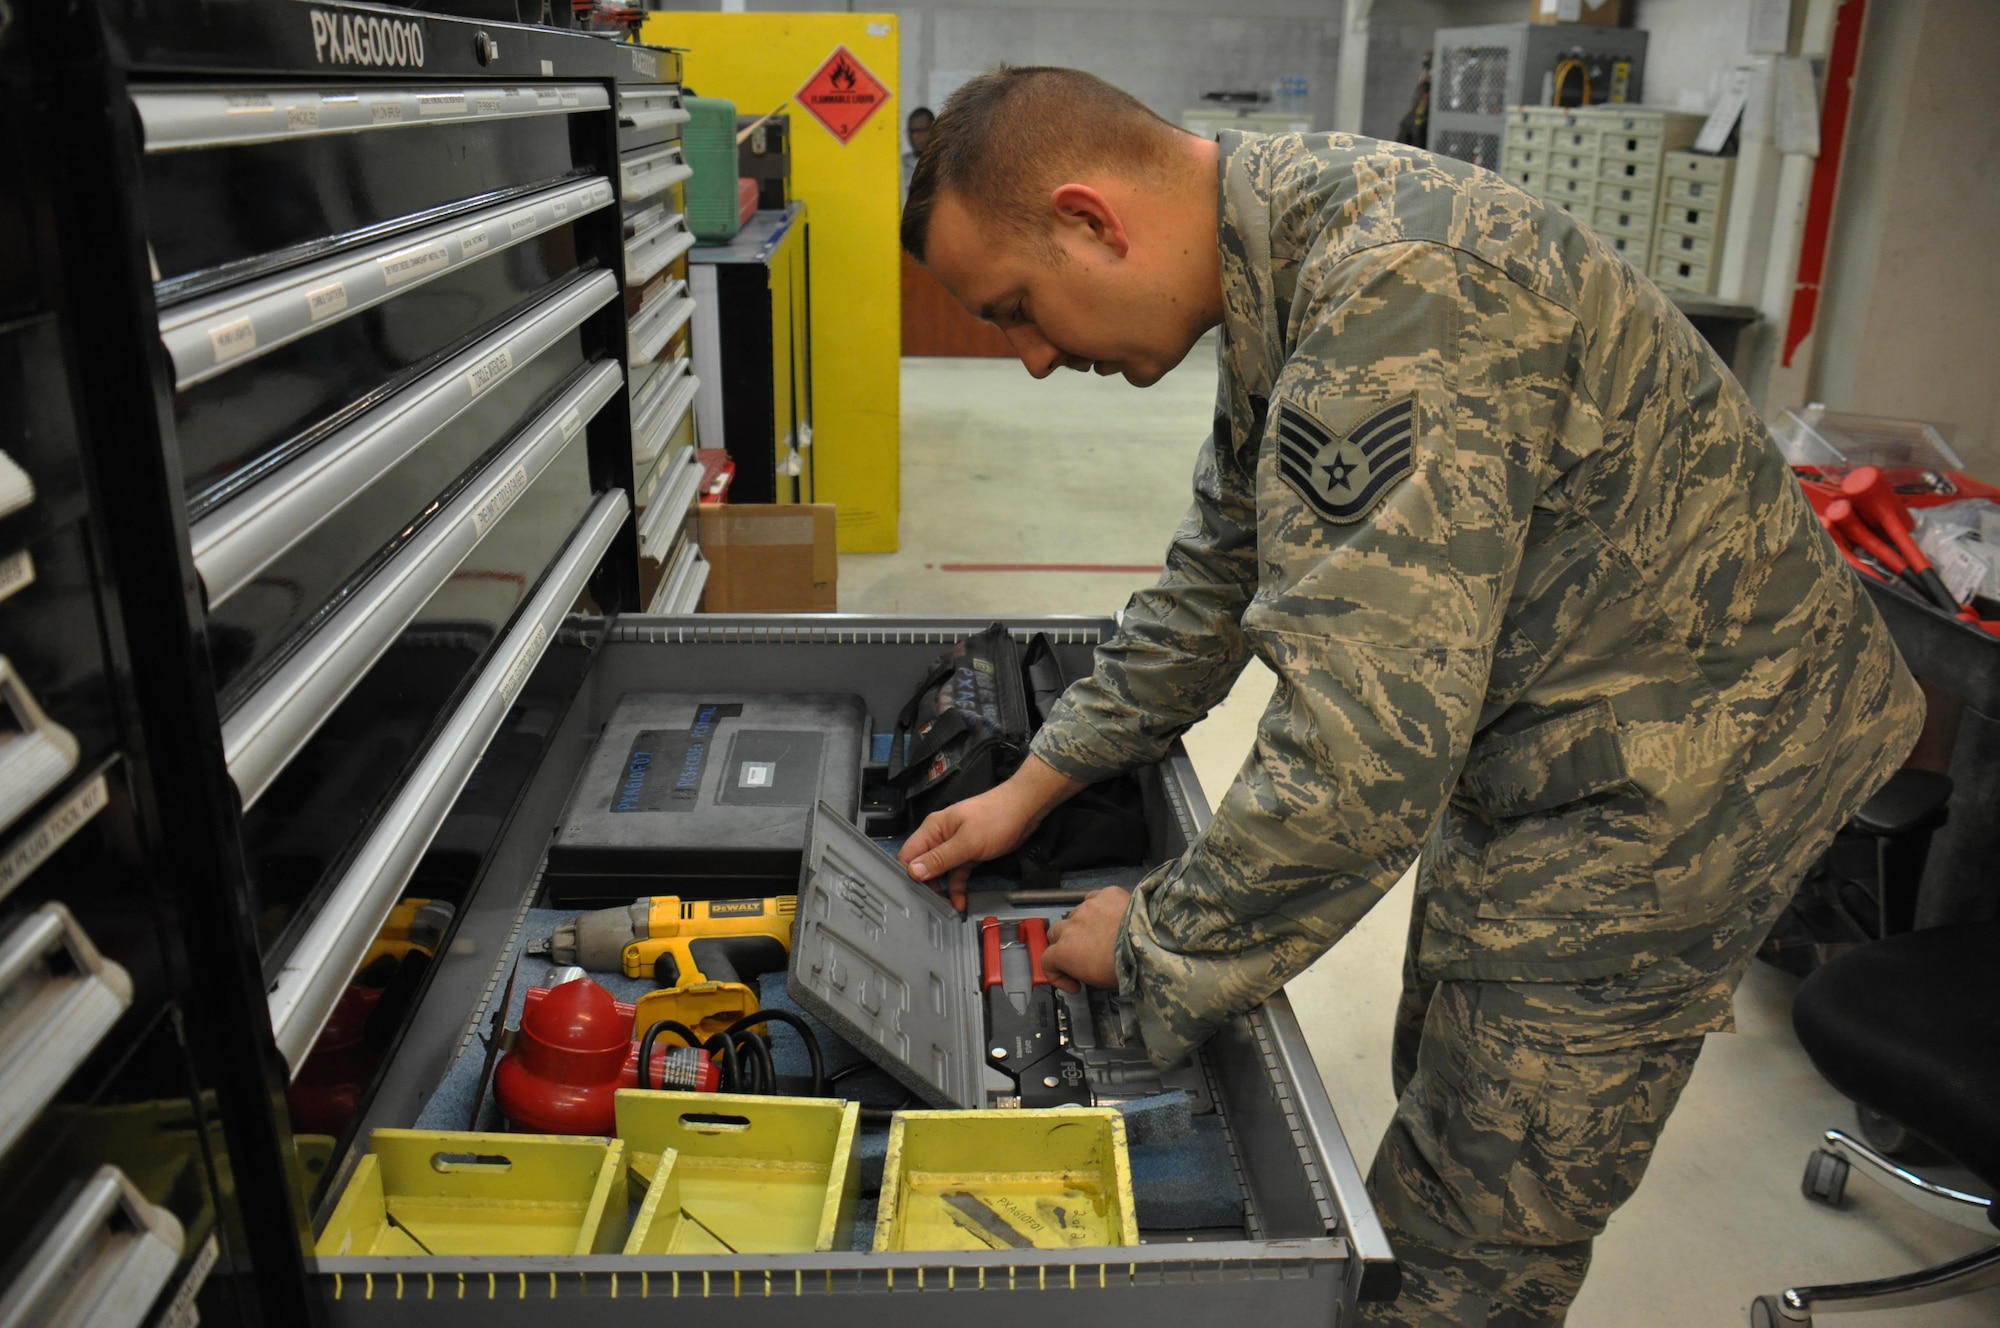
[874,1109,1138,1252]
[616,1091,859,1254]
[315,1130,627,1257]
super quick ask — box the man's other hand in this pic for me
[1043,886,1129,991]
[897,755,1084,911]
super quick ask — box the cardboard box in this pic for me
[698,503,837,612]
[1532,0,1632,24]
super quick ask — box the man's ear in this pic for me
[1048,183,1130,258]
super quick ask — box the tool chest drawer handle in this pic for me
[222,360,624,810]
[190,271,618,608]
[268,488,631,1071]
[0,451,33,521]
[625,214,696,288]
[0,658,81,838]
[0,1164,183,1328]
[133,83,610,154]
[157,175,615,391]
[656,542,708,615]
[0,903,135,1161]
[618,85,690,130]
[628,284,697,365]
[621,143,694,203]
[634,368,701,473]
[639,451,703,559]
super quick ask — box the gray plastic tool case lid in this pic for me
[789,801,985,1109]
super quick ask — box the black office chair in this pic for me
[1751,921,2000,1325]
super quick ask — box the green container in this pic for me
[315,1130,628,1257]
[616,1090,859,1253]
[683,95,743,243]
[874,1109,1138,1252]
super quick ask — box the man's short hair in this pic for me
[901,67,1184,262]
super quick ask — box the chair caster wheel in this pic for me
[1801,1148,1848,1206]
[1751,1294,1808,1327]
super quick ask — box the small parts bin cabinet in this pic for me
[8,2,1395,1323]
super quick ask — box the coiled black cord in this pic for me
[633,1010,827,1098]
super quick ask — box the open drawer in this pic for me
[315,618,1396,1323]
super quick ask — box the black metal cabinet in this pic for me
[4,3,667,1321]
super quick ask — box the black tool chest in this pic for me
[1,4,1390,1324]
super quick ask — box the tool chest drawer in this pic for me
[137,83,613,294]
[0,521,116,814]
[197,273,618,702]
[0,762,172,1153]
[165,176,614,514]
[231,425,608,968]
[321,619,1395,1325]
[0,315,91,544]
[0,1005,235,1328]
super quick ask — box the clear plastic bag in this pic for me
[1914,499,2000,604]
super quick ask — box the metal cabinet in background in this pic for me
[689,202,815,505]
[1426,21,1650,172]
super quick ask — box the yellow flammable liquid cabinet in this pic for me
[644,11,901,553]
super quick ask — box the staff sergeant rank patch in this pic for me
[1274,396,1416,524]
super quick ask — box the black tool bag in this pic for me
[889,624,1149,886]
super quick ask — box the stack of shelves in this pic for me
[616,64,709,614]
[1651,150,1736,296]
[1499,106,1707,275]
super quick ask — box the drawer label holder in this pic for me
[0,771,109,905]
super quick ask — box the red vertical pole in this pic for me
[1782,0,1869,368]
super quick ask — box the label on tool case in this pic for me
[612,703,743,813]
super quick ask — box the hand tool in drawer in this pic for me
[980,916,1090,1109]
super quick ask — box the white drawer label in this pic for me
[457,226,491,260]
[158,1234,220,1328]
[222,92,274,115]
[551,196,570,219]
[536,86,561,107]
[560,405,584,439]
[508,211,537,238]
[379,241,450,288]
[472,464,531,539]
[417,91,467,116]
[0,772,108,903]
[207,316,257,365]
[465,346,514,397]
[371,100,404,124]
[499,621,549,706]
[305,281,348,322]
[474,93,501,115]
[560,88,581,108]
[286,104,320,131]
[0,549,34,604]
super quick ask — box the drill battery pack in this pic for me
[545,693,867,906]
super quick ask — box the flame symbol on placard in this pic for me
[831,55,857,90]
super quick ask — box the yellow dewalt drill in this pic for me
[533,895,796,986]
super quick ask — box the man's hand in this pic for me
[1043,887,1129,991]
[898,756,1082,911]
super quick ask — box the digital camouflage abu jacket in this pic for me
[1031,131,1924,1067]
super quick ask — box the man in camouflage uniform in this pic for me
[897,67,1922,1325]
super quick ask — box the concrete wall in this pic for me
[1809,0,2000,476]
[646,0,1345,146]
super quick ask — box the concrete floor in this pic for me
[842,349,2000,1326]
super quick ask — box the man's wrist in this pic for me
[1006,754,1085,822]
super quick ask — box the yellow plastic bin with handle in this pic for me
[314,1130,628,1256]
[616,1090,860,1253]
[874,1108,1139,1252]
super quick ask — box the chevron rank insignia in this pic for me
[1274,396,1416,524]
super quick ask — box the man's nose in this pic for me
[1005,326,1061,379]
